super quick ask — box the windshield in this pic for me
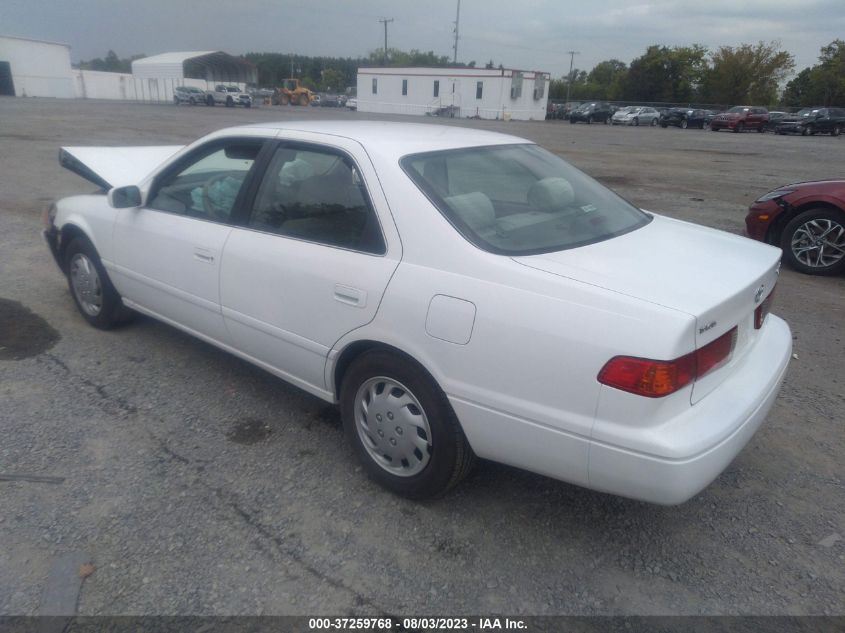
[225,86,240,92]
[797,108,818,117]
[727,106,750,113]
[401,144,650,256]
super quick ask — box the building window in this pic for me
[433,80,439,97]
[476,81,483,100]
[372,78,378,94]
[402,79,408,96]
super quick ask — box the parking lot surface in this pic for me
[0,99,843,616]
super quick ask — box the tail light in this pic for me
[598,327,738,398]
[754,287,775,329]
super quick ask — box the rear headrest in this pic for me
[528,177,575,211]
[445,192,496,230]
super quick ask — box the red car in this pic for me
[711,106,769,133]
[746,180,845,275]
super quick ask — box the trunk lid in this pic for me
[512,214,782,402]
[60,145,184,189]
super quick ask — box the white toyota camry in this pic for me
[44,121,792,503]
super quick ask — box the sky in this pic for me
[2,0,843,78]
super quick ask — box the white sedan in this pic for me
[611,106,661,126]
[44,121,791,503]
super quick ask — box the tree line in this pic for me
[78,39,844,106]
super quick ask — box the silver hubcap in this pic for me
[69,253,102,316]
[354,377,432,477]
[791,218,845,268]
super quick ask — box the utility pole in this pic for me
[378,18,394,66]
[565,50,579,105]
[452,0,461,64]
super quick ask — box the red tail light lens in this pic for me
[754,288,775,329]
[598,327,738,398]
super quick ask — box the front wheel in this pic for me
[340,350,475,499]
[64,237,132,329]
[680,119,688,129]
[651,117,657,126]
[781,209,845,276]
[633,117,639,126]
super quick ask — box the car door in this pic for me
[219,137,401,397]
[111,137,267,344]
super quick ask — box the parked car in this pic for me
[764,111,791,132]
[710,106,768,132]
[346,98,357,111]
[46,122,791,504]
[569,102,613,124]
[320,94,344,107]
[746,180,845,275]
[426,104,459,117]
[660,108,709,129]
[173,85,205,106]
[775,107,845,136]
[611,106,660,126]
[206,85,252,108]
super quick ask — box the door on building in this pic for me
[0,62,15,96]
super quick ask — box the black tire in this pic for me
[189,97,196,106]
[651,117,657,126]
[680,119,688,129]
[660,122,668,128]
[64,237,132,329]
[735,122,744,133]
[802,126,811,136]
[226,97,234,108]
[711,125,719,131]
[206,95,214,106]
[633,117,639,126]
[832,125,841,137]
[780,208,845,276]
[340,349,475,499]
[700,122,706,129]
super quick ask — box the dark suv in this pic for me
[569,102,612,124]
[660,108,709,129]
[710,106,769,132]
[776,107,845,136]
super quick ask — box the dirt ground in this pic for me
[0,98,843,619]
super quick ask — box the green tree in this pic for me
[784,40,845,107]
[702,40,794,105]
[621,44,707,102]
[320,68,345,92]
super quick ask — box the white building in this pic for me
[131,51,257,103]
[0,34,75,98]
[356,67,550,121]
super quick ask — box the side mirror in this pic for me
[108,185,142,208]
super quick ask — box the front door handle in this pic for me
[334,284,367,308]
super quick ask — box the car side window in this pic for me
[147,141,262,223]
[248,145,386,254]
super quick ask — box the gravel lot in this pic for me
[0,98,843,618]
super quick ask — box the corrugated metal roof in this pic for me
[0,33,71,48]
[131,51,218,66]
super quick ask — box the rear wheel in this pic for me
[340,350,475,499]
[781,209,845,276]
[680,119,688,129]
[832,125,841,137]
[650,117,657,126]
[64,237,132,329]
[802,126,811,136]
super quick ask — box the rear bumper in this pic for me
[588,315,792,504]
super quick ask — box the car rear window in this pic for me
[401,144,650,255]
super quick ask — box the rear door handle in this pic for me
[193,247,215,264]
[334,284,367,308]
